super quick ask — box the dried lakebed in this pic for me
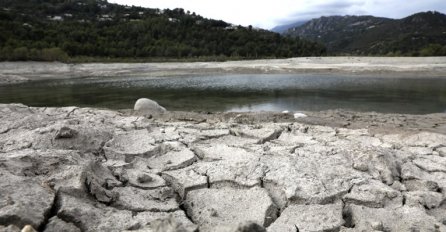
[1,104,446,231]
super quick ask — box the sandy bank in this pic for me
[1,57,446,84]
[1,104,446,231]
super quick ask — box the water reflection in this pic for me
[0,74,445,114]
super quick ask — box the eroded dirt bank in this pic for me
[1,57,446,85]
[1,104,446,231]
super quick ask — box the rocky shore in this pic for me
[1,57,446,85]
[1,103,446,231]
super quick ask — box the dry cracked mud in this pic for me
[0,103,446,232]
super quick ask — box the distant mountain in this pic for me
[285,11,446,56]
[271,20,308,33]
[0,0,326,61]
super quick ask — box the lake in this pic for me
[0,74,445,114]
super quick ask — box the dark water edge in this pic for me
[0,74,445,114]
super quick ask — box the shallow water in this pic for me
[1,74,446,114]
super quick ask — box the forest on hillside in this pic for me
[284,12,446,56]
[0,0,326,62]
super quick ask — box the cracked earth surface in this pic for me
[0,103,446,232]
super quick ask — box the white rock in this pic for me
[134,98,166,114]
[293,112,307,119]
[21,225,37,232]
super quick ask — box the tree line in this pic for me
[0,0,326,61]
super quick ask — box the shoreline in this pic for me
[150,109,446,135]
[1,104,446,231]
[1,56,446,85]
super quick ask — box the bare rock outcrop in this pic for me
[1,103,446,231]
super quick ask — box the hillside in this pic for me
[271,20,307,33]
[284,11,446,56]
[0,0,326,62]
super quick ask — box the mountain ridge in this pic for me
[271,20,307,33]
[283,11,446,55]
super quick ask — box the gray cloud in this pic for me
[313,1,363,10]
[275,0,366,25]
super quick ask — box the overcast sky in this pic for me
[109,0,446,29]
